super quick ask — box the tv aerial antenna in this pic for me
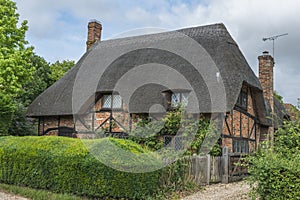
[263,33,288,61]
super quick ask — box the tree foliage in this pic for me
[0,0,34,135]
[274,90,283,103]
[9,56,75,136]
[49,60,74,85]
[0,0,34,96]
[18,54,52,107]
[0,0,75,136]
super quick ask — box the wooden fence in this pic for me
[182,147,248,185]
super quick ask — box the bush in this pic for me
[8,103,37,136]
[246,120,300,200]
[129,107,221,156]
[247,150,300,199]
[0,136,161,199]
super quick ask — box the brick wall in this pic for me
[221,85,259,153]
[39,115,74,136]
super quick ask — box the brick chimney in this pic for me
[258,51,274,110]
[86,20,102,51]
[258,51,275,145]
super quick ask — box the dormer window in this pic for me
[236,88,247,110]
[102,94,122,110]
[171,92,189,108]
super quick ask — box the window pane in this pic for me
[102,95,112,108]
[234,140,238,153]
[174,137,183,150]
[242,92,247,107]
[171,93,180,107]
[164,136,172,147]
[112,95,122,109]
[241,140,245,153]
[182,93,189,107]
[245,141,249,153]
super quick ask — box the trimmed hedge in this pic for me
[0,136,162,199]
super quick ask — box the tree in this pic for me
[19,54,52,107]
[49,60,74,85]
[0,0,34,135]
[10,57,75,136]
[274,91,283,103]
[19,56,75,107]
[9,55,51,136]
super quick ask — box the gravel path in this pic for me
[0,181,251,200]
[182,181,252,200]
[0,191,28,200]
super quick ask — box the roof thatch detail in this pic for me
[27,23,270,125]
[274,98,289,129]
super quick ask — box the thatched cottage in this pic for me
[27,21,288,153]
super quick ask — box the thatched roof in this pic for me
[274,98,289,129]
[27,23,270,125]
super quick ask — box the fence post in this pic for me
[193,153,198,183]
[222,146,229,183]
[206,154,211,185]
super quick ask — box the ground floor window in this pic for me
[163,135,184,151]
[233,138,249,153]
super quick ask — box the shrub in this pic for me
[0,136,161,199]
[129,107,221,156]
[246,120,300,200]
[247,149,300,199]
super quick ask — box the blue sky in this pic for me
[14,0,299,105]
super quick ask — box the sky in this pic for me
[14,0,299,106]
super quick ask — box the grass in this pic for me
[0,182,196,200]
[0,183,91,200]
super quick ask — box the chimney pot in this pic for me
[263,51,269,55]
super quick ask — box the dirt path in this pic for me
[182,181,252,200]
[0,191,28,200]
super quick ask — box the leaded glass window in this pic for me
[102,95,112,109]
[112,95,122,108]
[163,135,184,151]
[102,94,122,109]
[171,93,180,107]
[171,92,189,108]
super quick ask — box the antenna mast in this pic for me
[263,33,288,61]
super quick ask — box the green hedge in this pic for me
[247,151,300,200]
[0,136,161,199]
[246,120,300,200]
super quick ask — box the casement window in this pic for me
[233,138,249,153]
[236,90,247,110]
[163,135,184,151]
[171,92,189,108]
[102,94,122,109]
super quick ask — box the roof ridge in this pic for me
[88,23,230,51]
